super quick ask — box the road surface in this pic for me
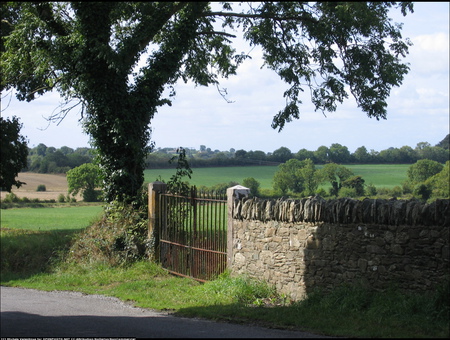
[1,286,331,338]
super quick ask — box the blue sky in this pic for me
[2,2,449,154]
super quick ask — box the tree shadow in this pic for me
[1,228,81,282]
[0,310,325,338]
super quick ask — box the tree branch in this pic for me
[196,31,237,38]
[204,11,318,25]
[118,2,189,70]
[33,2,69,36]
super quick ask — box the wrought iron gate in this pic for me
[159,186,227,282]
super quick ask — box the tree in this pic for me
[407,159,444,184]
[314,146,329,164]
[319,163,354,196]
[425,161,449,198]
[242,177,260,197]
[353,146,371,163]
[273,158,319,196]
[342,175,366,196]
[328,143,351,163]
[0,116,28,191]
[436,134,449,150]
[273,159,302,195]
[295,148,315,162]
[1,2,413,204]
[271,147,293,163]
[67,163,102,202]
[298,159,321,196]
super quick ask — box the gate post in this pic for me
[226,185,250,268]
[148,181,167,261]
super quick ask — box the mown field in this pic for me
[0,205,104,231]
[144,164,410,189]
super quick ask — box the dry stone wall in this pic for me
[230,196,449,301]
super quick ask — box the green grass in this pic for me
[0,205,104,231]
[144,164,409,190]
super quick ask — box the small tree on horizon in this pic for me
[67,163,102,202]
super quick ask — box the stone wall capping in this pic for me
[232,196,449,227]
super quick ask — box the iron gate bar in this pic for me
[160,239,227,255]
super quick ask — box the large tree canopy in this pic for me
[1,2,413,203]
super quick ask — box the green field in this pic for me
[144,164,410,189]
[0,205,104,231]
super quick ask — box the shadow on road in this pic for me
[1,311,326,338]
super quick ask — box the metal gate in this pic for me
[159,186,227,282]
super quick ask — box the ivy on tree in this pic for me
[1,2,413,204]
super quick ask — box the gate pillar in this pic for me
[226,185,250,267]
[148,181,167,261]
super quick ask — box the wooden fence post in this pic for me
[226,185,250,268]
[148,181,167,261]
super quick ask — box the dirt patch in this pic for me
[0,172,82,201]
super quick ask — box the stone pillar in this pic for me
[226,185,250,267]
[148,181,167,261]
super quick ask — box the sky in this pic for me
[1,2,449,154]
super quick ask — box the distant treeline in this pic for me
[25,135,449,173]
[26,144,94,173]
[146,135,449,169]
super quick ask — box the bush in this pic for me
[365,183,377,196]
[57,194,66,203]
[67,201,148,266]
[82,188,101,202]
[339,187,357,198]
[402,180,414,194]
[391,186,403,198]
[3,193,20,203]
[414,183,432,201]
[315,188,328,197]
[36,184,46,192]
[242,177,260,197]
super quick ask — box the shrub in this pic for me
[57,194,66,203]
[402,180,414,194]
[36,184,46,192]
[242,177,260,197]
[315,188,328,197]
[3,193,19,203]
[414,183,432,201]
[339,187,357,198]
[67,201,148,266]
[391,186,403,198]
[365,183,377,196]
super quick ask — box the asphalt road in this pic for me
[1,286,331,338]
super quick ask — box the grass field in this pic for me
[144,164,410,189]
[0,205,104,231]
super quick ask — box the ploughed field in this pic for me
[0,172,76,201]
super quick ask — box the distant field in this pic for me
[0,172,82,201]
[0,206,104,231]
[144,164,410,190]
